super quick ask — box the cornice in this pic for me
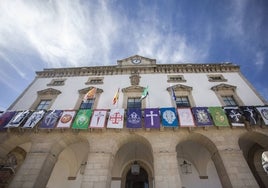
[35,63,240,78]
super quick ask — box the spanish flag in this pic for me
[112,88,120,105]
[83,87,96,101]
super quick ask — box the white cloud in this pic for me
[255,51,265,70]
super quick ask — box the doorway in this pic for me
[125,167,149,188]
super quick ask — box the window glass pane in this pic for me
[127,98,141,109]
[80,99,94,109]
[36,100,51,110]
[176,96,190,107]
[222,96,237,106]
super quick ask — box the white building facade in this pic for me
[0,55,268,188]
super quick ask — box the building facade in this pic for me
[0,55,268,188]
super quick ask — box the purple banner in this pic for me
[127,108,142,128]
[192,107,213,127]
[144,108,160,128]
[0,111,16,130]
[39,110,63,129]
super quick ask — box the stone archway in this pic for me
[111,135,154,188]
[176,133,232,188]
[239,132,268,187]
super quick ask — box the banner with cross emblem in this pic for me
[144,108,160,128]
[107,108,124,129]
[89,109,107,128]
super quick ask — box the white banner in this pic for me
[56,110,76,128]
[5,110,31,128]
[89,110,107,128]
[107,108,124,129]
[23,110,46,128]
[256,106,268,125]
[177,108,195,127]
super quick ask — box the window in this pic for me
[85,77,104,85]
[80,99,95,109]
[127,98,141,109]
[36,100,51,110]
[167,75,186,83]
[47,79,66,86]
[176,96,191,107]
[222,96,237,106]
[207,74,227,82]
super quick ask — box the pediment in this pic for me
[79,87,103,94]
[167,84,192,92]
[37,88,61,95]
[122,85,146,93]
[211,84,236,91]
[117,55,156,67]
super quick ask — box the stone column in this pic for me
[216,149,259,188]
[81,152,113,188]
[153,151,181,188]
[9,151,57,188]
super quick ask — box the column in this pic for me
[153,151,182,188]
[215,149,259,188]
[81,152,113,188]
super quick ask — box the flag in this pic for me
[5,110,31,128]
[72,109,92,129]
[107,108,124,129]
[56,110,76,128]
[89,110,107,128]
[23,110,46,128]
[240,106,258,125]
[144,108,160,128]
[224,107,244,127]
[256,106,268,125]
[160,107,178,127]
[83,87,96,101]
[177,108,195,127]
[171,87,176,101]
[192,107,213,127]
[39,110,63,129]
[140,86,149,100]
[126,108,142,128]
[208,107,229,127]
[0,111,16,130]
[112,88,120,105]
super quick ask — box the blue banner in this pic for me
[127,108,142,128]
[0,111,16,130]
[40,110,63,129]
[192,107,213,127]
[160,107,178,127]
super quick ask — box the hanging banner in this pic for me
[160,107,178,127]
[224,107,244,127]
[191,107,213,127]
[144,108,160,128]
[240,106,258,125]
[0,111,16,130]
[208,107,229,127]
[107,108,124,129]
[89,109,107,128]
[5,110,31,128]
[127,108,142,128]
[56,110,76,128]
[177,108,195,127]
[256,106,268,125]
[72,109,92,130]
[39,110,63,129]
[23,110,46,128]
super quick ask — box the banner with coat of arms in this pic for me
[256,106,268,125]
[208,107,229,127]
[23,110,46,128]
[56,110,76,128]
[177,108,195,127]
[39,110,63,129]
[5,110,31,128]
[160,107,178,127]
[127,108,142,128]
[191,107,213,126]
[72,109,92,129]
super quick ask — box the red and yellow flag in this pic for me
[112,88,120,105]
[83,87,96,101]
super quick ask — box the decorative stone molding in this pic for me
[167,84,193,92]
[211,84,236,92]
[78,87,103,94]
[122,85,145,93]
[129,74,141,86]
[37,88,62,96]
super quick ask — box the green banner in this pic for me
[208,107,229,127]
[72,109,92,129]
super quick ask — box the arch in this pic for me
[111,134,154,188]
[239,132,268,187]
[176,132,232,188]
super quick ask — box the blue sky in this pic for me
[0,0,267,111]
